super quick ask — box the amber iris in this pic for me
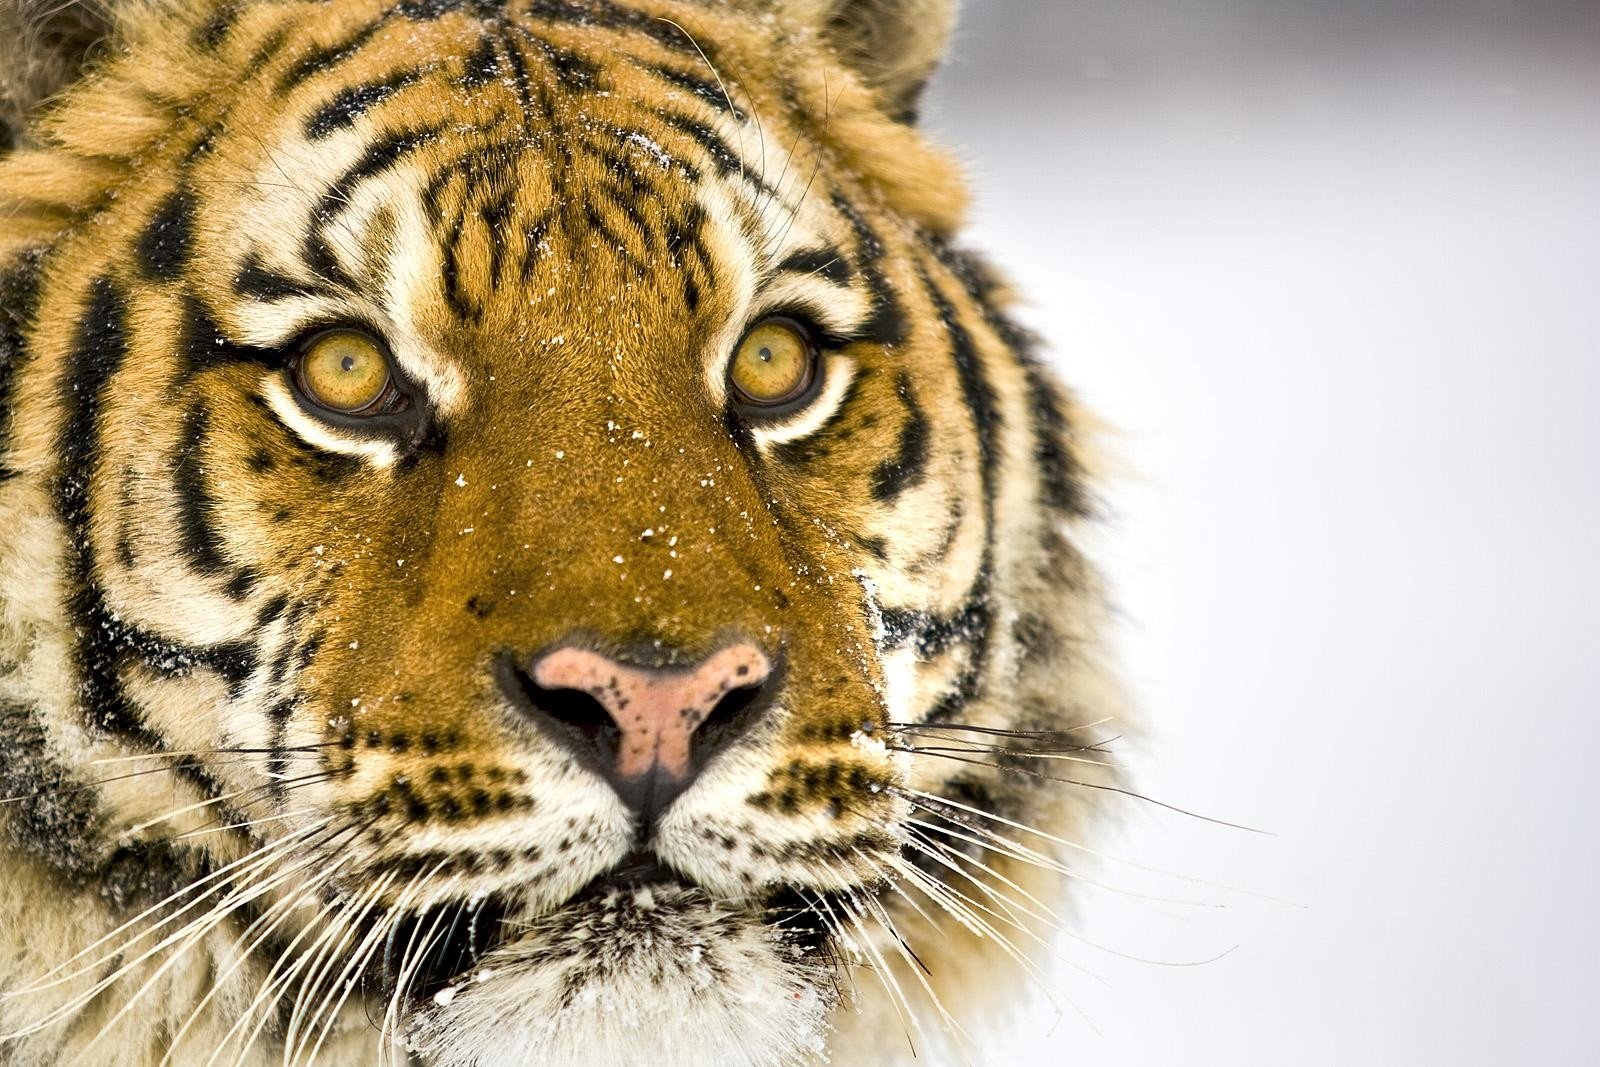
[295,330,395,415]
[729,318,816,407]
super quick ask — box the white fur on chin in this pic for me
[407,884,834,1067]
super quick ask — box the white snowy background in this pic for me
[918,2,1599,1064]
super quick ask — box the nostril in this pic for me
[498,656,620,771]
[693,681,767,765]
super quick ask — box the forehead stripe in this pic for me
[460,32,501,85]
[277,13,393,92]
[235,252,316,302]
[135,190,196,282]
[777,247,855,288]
[517,25,604,90]
[305,69,425,140]
[640,60,745,120]
[525,0,707,56]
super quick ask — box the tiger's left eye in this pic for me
[729,317,819,410]
[293,330,404,416]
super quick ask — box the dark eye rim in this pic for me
[727,314,825,419]
[287,325,417,425]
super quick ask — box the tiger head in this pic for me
[0,1,1120,1065]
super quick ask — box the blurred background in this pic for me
[919,2,1598,1064]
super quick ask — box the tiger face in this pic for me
[0,1,1120,1065]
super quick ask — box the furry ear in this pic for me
[0,0,121,148]
[773,0,958,122]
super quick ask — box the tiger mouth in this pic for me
[371,851,845,1003]
[576,850,687,896]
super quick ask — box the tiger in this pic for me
[0,0,1126,1064]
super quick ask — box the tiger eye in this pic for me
[729,318,817,408]
[295,330,394,414]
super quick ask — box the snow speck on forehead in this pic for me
[623,131,673,168]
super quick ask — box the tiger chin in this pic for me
[0,0,1125,1064]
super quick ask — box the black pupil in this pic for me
[340,355,357,372]
[758,346,773,363]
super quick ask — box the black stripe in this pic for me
[439,210,480,322]
[520,26,603,91]
[265,697,295,805]
[460,33,501,86]
[304,70,421,140]
[665,202,704,265]
[300,124,443,291]
[194,0,241,49]
[1021,358,1088,516]
[173,404,230,574]
[879,600,988,660]
[180,122,220,171]
[914,266,1004,723]
[520,214,552,279]
[525,0,702,55]
[179,295,280,377]
[318,125,445,222]
[302,231,357,289]
[599,122,701,184]
[2,700,245,893]
[234,252,313,302]
[500,24,546,128]
[57,277,141,733]
[0,248,45,480]
[0,697,104,877]
[580,200,631,258]
[642,61,744,119]
[659,112,743,177]
[286,444,365,484]
[225,567,260,600]
[266,638,297,689]
[420,141,519,224]
[0,705,206,906]
[870,372,928,500]
[832,194,906,346]
[105,612,259,694]
[241,27,292,82]
[595,181,656,253]
[924,269,1000,501]
[136,191,195,281]
[481,191,515,284]
[397,0,499,19]
[778,247,854,287]
[932,240,1089,517]
[278,16,391,91]
[257,594,290,625]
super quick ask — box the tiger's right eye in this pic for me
[292,329,406,417]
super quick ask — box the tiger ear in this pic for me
[773,0,958,122]
[0,0,120,148]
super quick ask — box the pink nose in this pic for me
[531,644,772,781]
